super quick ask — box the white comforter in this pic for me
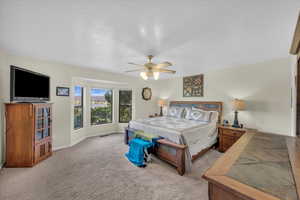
[129,116,218,172]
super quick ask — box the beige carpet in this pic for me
[0,133,221,200]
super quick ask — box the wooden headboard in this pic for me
[169,101,223,123]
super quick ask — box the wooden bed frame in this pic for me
[125,101,223,175]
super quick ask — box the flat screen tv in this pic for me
[10,66,50,102]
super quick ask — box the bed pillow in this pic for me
[167,106,184,118]
[185,109,205,121]
[193,108,212,122]
[184,107,192,119]
[186,108,212,122]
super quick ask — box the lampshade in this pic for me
[232,99,245,111]
[158,99,167,106]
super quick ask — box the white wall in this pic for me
[0,51,159,166]
[151,58,293,136]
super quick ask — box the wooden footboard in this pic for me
[125,128,213,176]
[155,139,187,175]
[124,127,187,175]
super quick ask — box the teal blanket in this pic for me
[125,138,155,167]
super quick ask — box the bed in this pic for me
[125,101,223,175]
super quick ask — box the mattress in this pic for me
[129,116,218,172]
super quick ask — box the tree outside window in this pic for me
[119,90,132,123]
[91,88,113,125]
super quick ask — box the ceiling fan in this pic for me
[125,55,176,80]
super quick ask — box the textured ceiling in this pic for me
[0,0,299,78]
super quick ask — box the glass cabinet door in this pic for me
[44,107,51,137]
[35,106,52,141]
[36,107,44,141]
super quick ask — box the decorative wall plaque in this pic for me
[183,74,203,97]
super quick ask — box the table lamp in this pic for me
[232,99,245,128]
[158,99,167,116]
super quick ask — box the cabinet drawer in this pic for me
[34,138,52,164]
[219,126,247,152]
[222,129,244,137]
[223,135,236,145]
[220,135,239,152]
[223,142,234,152]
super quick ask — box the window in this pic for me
[119,90,132,123]
[91,88,113,125]
[74,86,84,129]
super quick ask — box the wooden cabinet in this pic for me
[5,103,52,167]
[218,126,246,153]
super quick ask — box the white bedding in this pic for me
[128,116,218,172]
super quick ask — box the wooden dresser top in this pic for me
[203,132,300,200]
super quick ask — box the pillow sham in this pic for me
[192,108,212,122]
[167,106,184,118]
[185,107,212,122]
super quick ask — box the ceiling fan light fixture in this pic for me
[127,55,175,80]
[140,72,148,80]
[153,72,160,80]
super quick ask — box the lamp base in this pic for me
[232,111,240,128]
[160,106,163,116]
[232,124,240,128]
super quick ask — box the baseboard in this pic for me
[88,131,119,138]
[98,132,123,137]
[71,131,119,146]
[118,123,128,133]
[57,131,119,151]
[53,144,70,151]
[71,133,87,147]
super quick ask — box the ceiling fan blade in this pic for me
[125,68,145,73]
[128,62,145,67]
[156,61,173,68]
[155,69,176,74]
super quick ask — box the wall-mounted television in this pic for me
[10,66,50,102]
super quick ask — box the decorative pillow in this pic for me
[190,110,205,121]
[187,107,212,122]
[167,106,184,118]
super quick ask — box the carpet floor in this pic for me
[0,133,221,200]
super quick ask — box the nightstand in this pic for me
[218,125,247,153]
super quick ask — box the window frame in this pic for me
[118,90,132,123]
[74,86,84,130]
[90,88,113,126]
